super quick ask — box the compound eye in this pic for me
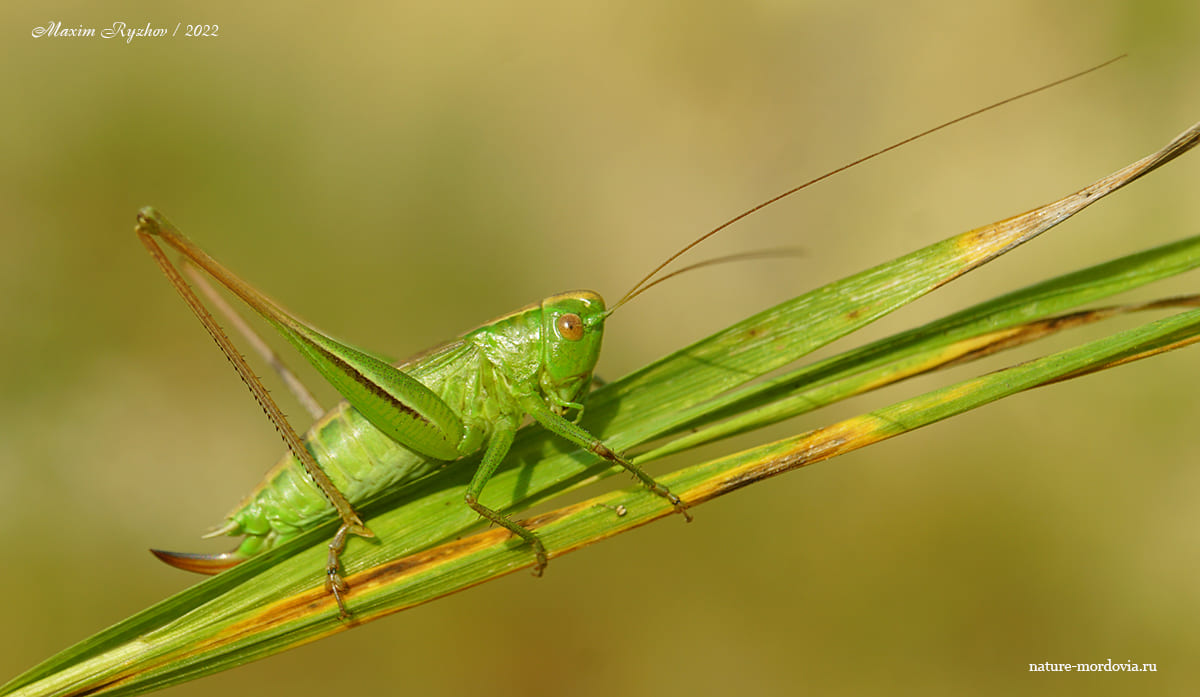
[556,313,584,341]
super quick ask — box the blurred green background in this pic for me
[3,1,1198,695]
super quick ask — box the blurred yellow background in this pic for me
[2,1,1198,695]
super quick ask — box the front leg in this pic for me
[520,396,692,521]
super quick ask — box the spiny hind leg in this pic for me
[189,262,367,616]
[181,259,326,420]
[138,209,376,615]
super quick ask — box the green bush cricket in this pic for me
[139,58,1121,620]
[138,211,694,619]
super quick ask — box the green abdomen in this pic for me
[228,403,442,545]
[222,340,493,558]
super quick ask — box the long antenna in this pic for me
[611,247,805,310]
[610,55,1127,313]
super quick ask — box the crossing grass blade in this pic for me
[4,120,1198,697]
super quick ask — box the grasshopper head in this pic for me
[539,291,606,412]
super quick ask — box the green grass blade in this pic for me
[646,233,1200,455]
[645,286,1200,460]
[4,120,1198,697]
[10,298,1200,697]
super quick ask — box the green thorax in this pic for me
[466,290,606,416]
